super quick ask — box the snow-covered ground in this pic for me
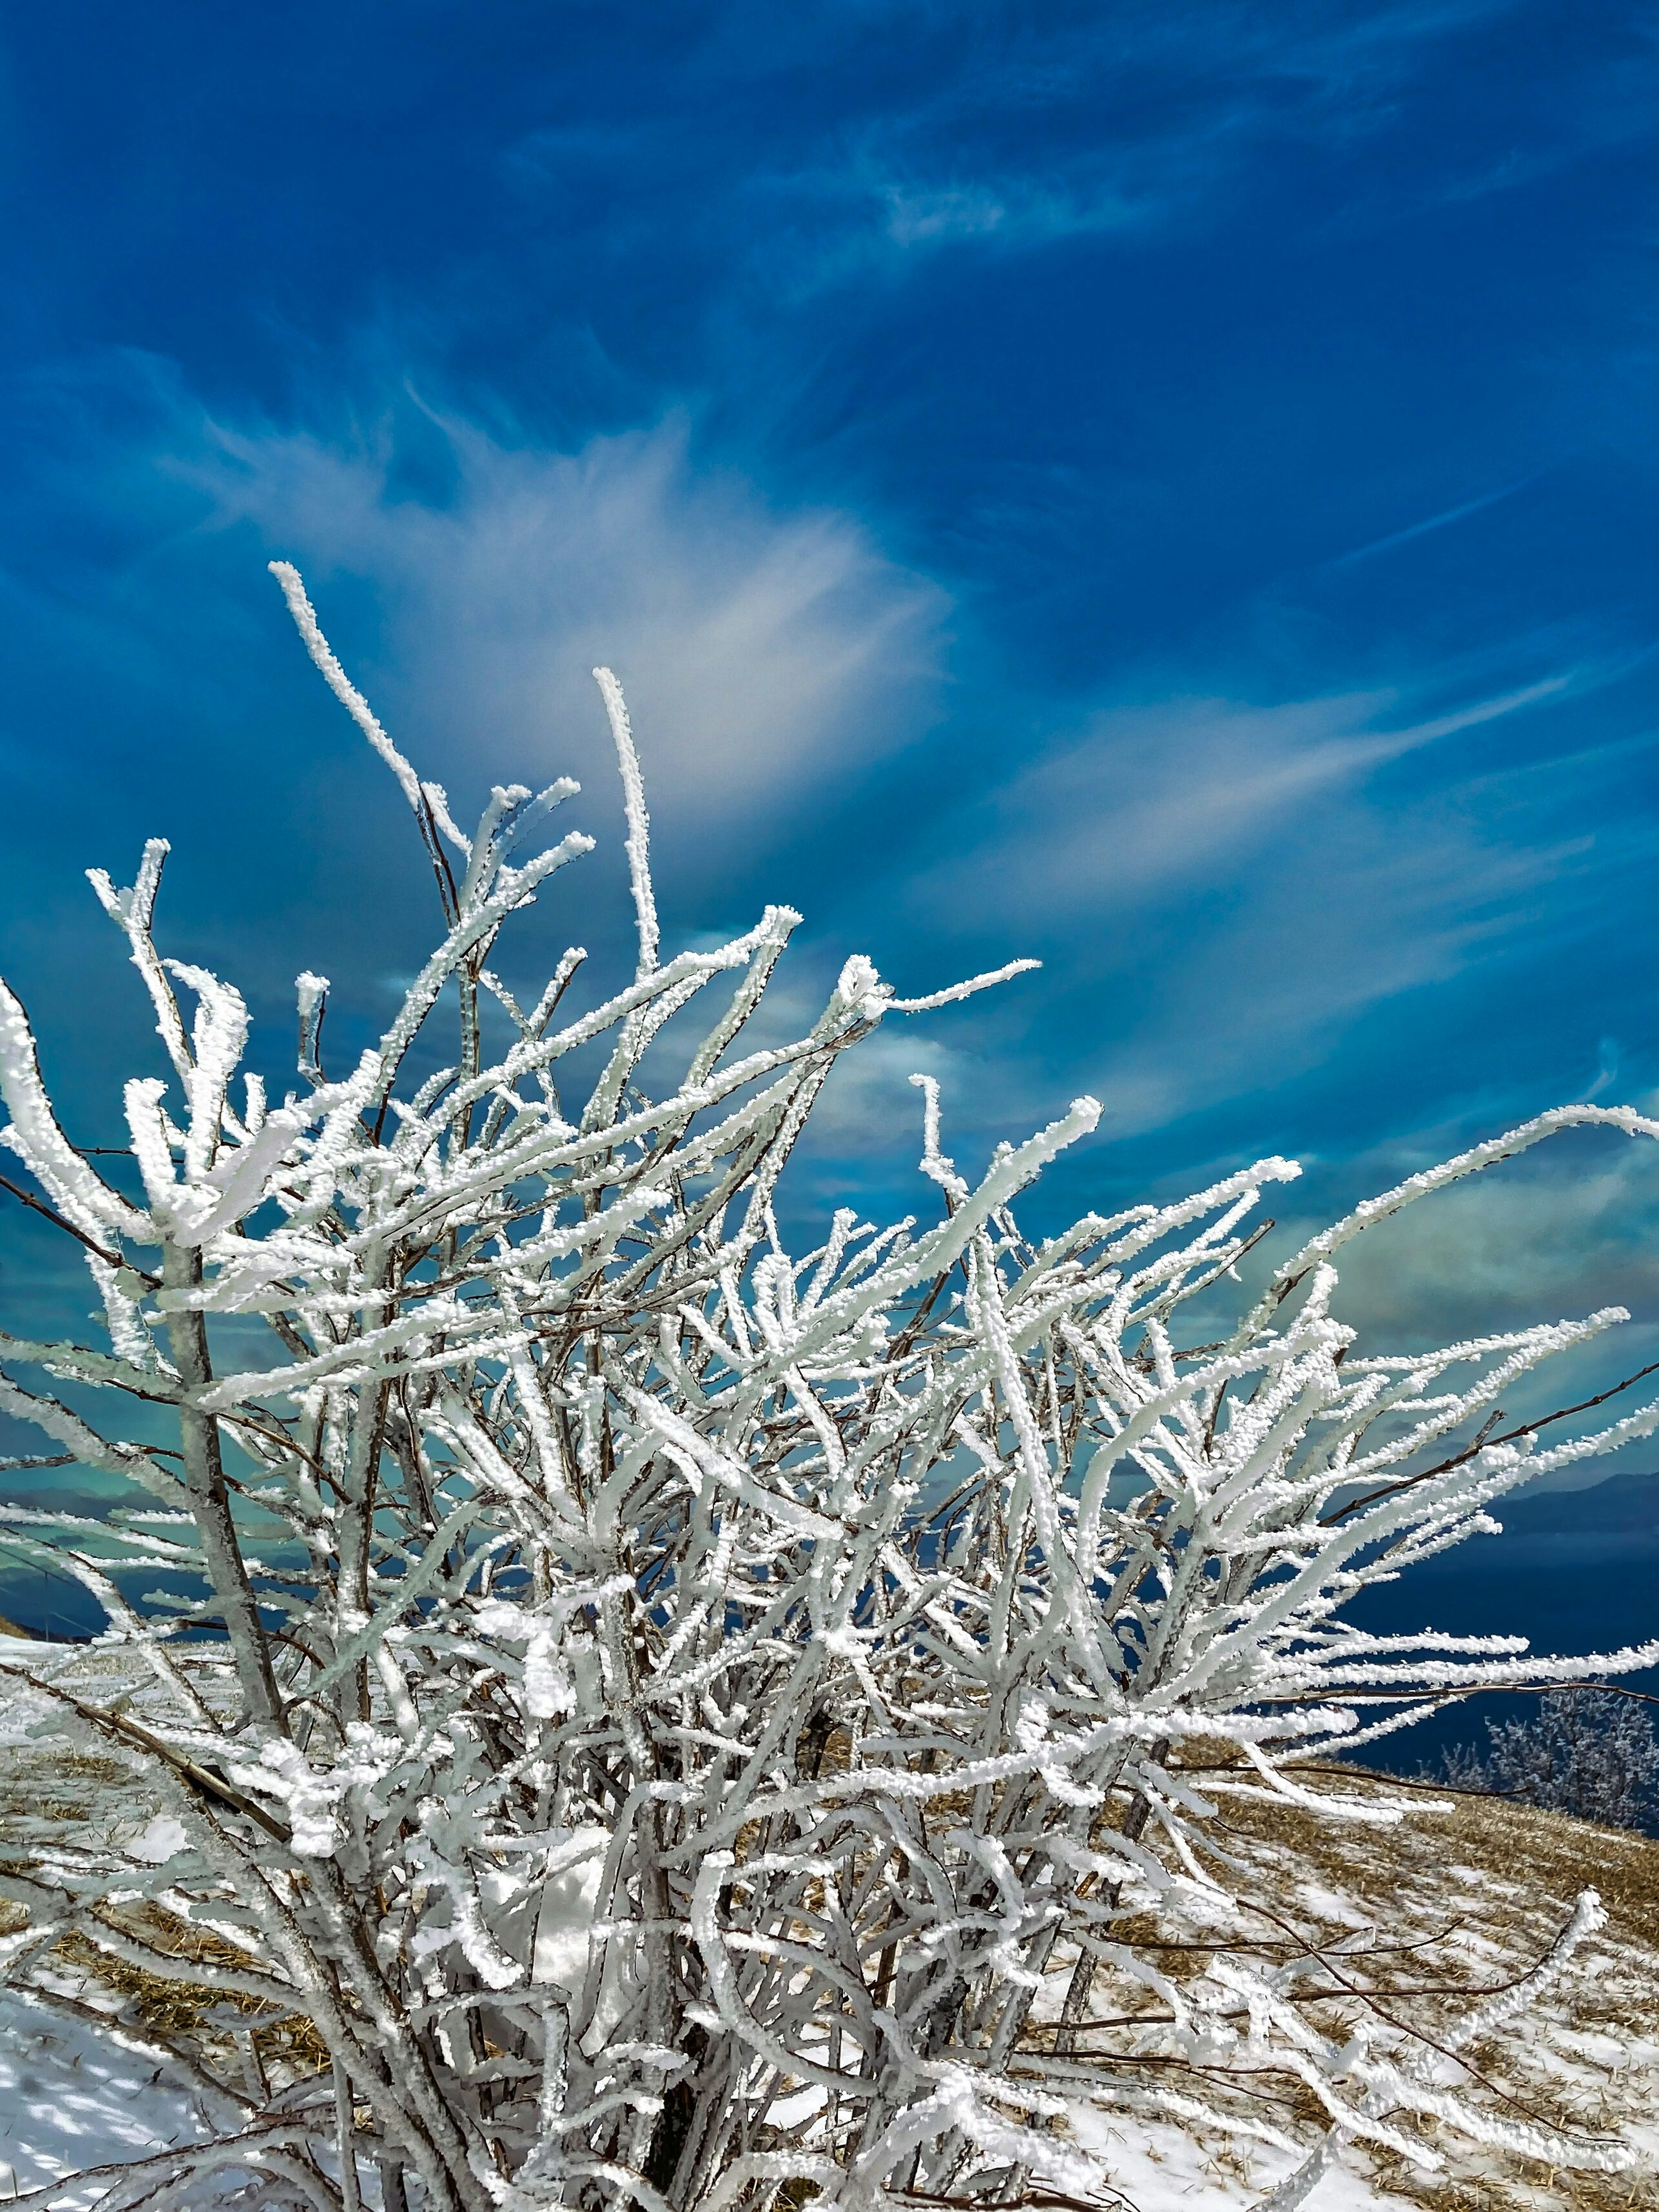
[0,1644,1653,2212]
[0,2014,1430,2212]
[0,1989,207,2209]
[0,1649,209,2207]
[1157,1774,1659,2209]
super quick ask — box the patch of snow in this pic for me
[127,1814,190,1865]
[1066,2104,1422,2212]
[0,1662,55,1748]
[0,1990,207,2208]
[530,1824,607,1996]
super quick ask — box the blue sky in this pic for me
[5,0,1659,1441]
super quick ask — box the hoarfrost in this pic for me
[0,567,1650,2212]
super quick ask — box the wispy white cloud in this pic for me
[905,672,1610,1132]
[179,401,947,851]
[876,176,1137,251]
[760,154,1154,301]
[1303,1122,1659,1353]
[10,349,1648,1183]
[1331,470,1557,568]
[919,676,1568,919]
[748,0,1528,293]
[846,161,1147,266]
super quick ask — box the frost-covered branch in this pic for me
[0,568,1649,2212]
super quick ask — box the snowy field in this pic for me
[0,1990,206,2208]
[0,1657,204,2206]
[0,1971,1420,2212]
[0,1633,1654,2212]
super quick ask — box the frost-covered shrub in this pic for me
[1440,1687,1659,1830]
[0,566,1656,2212]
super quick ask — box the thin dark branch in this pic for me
[897,2188,1142,2212]
[1233,1896,1624,2141]
[1254,1683,1659,1709]
[0,1171,159,1289]
[1324,1358,1659,1523]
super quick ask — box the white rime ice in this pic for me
[0,567,1653,2212]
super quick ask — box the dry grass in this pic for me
[1363,2142,1659,2212]
[1216,1766,1659,1946]
[0,1747,127,1835]
[1177,1767,1659,2210]
[59,1900,332,2081]
[0,1739,331,2069]
[0,1864,331,2085]
[0,1750,129,1936]
[0,1712,1653,2203]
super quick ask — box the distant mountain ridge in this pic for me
[1490,1468,1659,1536]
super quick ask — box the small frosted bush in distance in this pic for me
[1440,1687,1659,1830]
[0,565,1656,2212]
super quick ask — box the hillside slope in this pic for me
[1188,1774,1659,2211]
[0,1671,1654,2211]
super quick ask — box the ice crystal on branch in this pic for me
[0,566,1654,2212]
